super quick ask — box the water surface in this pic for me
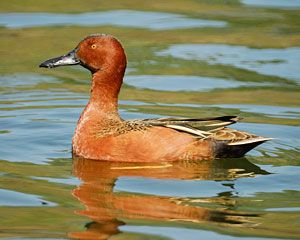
[242,0,300,9]
[157,44,300,82]
[0,1,299,239]
[0,189,56,207]
[125,75,270,91]
[0,10,227,30]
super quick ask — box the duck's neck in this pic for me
[87,65,125,120]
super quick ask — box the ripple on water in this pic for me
[0,73,59,87]
[121,225,284,240]
[213,104,300,120]
[120,100,300,121]
[242,0,300,9]
[265,207,300,212]
[157,44,300,82]
[0,10,227,30]
[32,176,81,186]
[0,189,56,206]
[0,104,80,163]
[124,75,270,91]
[0,75,85,163]
[115,165,300,198]
[115,177,236,198]
[152,102,300,120]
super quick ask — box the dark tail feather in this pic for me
[214,138,272,158]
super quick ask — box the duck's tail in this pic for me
[214,137,272,158]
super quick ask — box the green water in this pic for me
[0,0,299,239]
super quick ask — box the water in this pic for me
[241,0,300,9]
[0,1,300,239]
[156,44,300,83]
[0,189,56,207]
[124,75,271,91]
[120,226,285,240]
[0,10,227,30]
[155,102,300,120]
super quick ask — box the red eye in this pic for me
[91,44,97,49]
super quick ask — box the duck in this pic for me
[39,34,271,162]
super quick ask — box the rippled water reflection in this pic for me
[242,0,300,9]
[0,1,300,239]
[125,75,271,91]
[70,157,267,238]
[0,189,56,206]
[0,10,227,30]
[157,44,300,82]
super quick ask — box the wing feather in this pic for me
[127,115,271,146]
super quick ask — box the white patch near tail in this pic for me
[227,137,273,146]
[165,124,212,138]
[206,121,234,127]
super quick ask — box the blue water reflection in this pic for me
[0,189,56,206]
[0,10,227,30]
[157,44,300,82]
[242,0,300,9]
[124,75,271,91]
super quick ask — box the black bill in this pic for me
[39,49,80,68]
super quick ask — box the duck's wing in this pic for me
[137,115,272,144]
[139,115,239,138]
[126,115,272,158]
[145,115,239,129]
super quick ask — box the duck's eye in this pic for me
[91,44,97,49]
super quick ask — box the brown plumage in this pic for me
[39,34,272,162]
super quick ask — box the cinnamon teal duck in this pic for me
[39,34,271,162]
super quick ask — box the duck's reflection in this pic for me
[69,158,268,239]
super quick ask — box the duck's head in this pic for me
[39,34,127,73]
